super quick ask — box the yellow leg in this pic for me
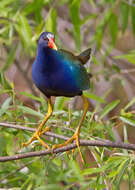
[52,95,89,163]
[22,98,53,149]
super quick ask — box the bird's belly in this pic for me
[48,68,83,96]
[32,69,81,97]
[32,56,89,97]
[45,76,81,97]
[32,65,50,95]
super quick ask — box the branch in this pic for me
[0,139,135,162]
[0,122,135,162]
[0,122,69,141]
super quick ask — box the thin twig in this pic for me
[0,122,135,162]
[0,122,69,141]
[0,139,135,162]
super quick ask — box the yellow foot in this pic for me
[22,127,50,149]
[52,130,84,164]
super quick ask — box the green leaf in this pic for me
[0,71,11,90]
[100,100,120,119]
[109,13,118,44]
[94,8,112,49]
[115,53,135,64]
[23,0,45,22]
[68,160,83,181]
[120,109,132,118]
[54,97,69,111]
[22,1,37,16]
[123,125,128,143]
[119,116,135,127]
[131,4,135,35]
[69,0,81,50]
[35,184,62,190]
[45,8,57,34]
[3,44,18,71]
[18,105,44,118]
[124,97,135,111]
[95,29,103,50]
[0,97,12,116]
[114,159,129,188]
[15,15,33,50]
[80,13,97,25]
[84,92,106,103]
[101,88,112,99]
[0,89,12,94]
[69,0,81,27]
[92,55,99,65]
[106,124,115,141]
[120,2,129,33]
[20,91,42,102]
[107,156,126,167]
[21,174,33,190]
[82,167,105,176]
[0,0,15,8]
[6,133,15,156]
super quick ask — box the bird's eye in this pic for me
[43,37,48,41]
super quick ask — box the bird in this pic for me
[22,32,91,163]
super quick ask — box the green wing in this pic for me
[59,48,91,65]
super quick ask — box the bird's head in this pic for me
[38,32,57,50]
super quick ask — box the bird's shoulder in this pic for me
[58,48,91,65]
[57,49,80,64]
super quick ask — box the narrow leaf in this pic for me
[115,159,129,187]
[100,100,120,119]
[15,15,32,49]
[0,71,11,90]
[84,92,106,103]
[3,44,18,71]
[131,4,135,35]
[82,167,104,176]
[124,97,135,111]
[119,116,135,127]
[69,0,81,50]
[120,2,129,33]
[20,91,41,102]
[0,0,15,8]
[115,53,135,64]
[18,106,43,118]
[0,97,12,116]
[54,97,69,111]
[45,8,57,34]
[109,13,118,44]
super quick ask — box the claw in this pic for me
[22,98,52,149]
[52,130,84,164]
[22,128,50,149]
[52,95,89,164]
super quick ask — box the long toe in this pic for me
[52,132,84,164]
[22,131,50,149]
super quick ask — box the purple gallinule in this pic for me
[22,32,91,162]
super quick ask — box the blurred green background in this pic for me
[1,0,135,189]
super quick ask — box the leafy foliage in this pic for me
[1,0,135,189]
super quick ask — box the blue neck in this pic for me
[36,46,49,65]
[35,46,58,71]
